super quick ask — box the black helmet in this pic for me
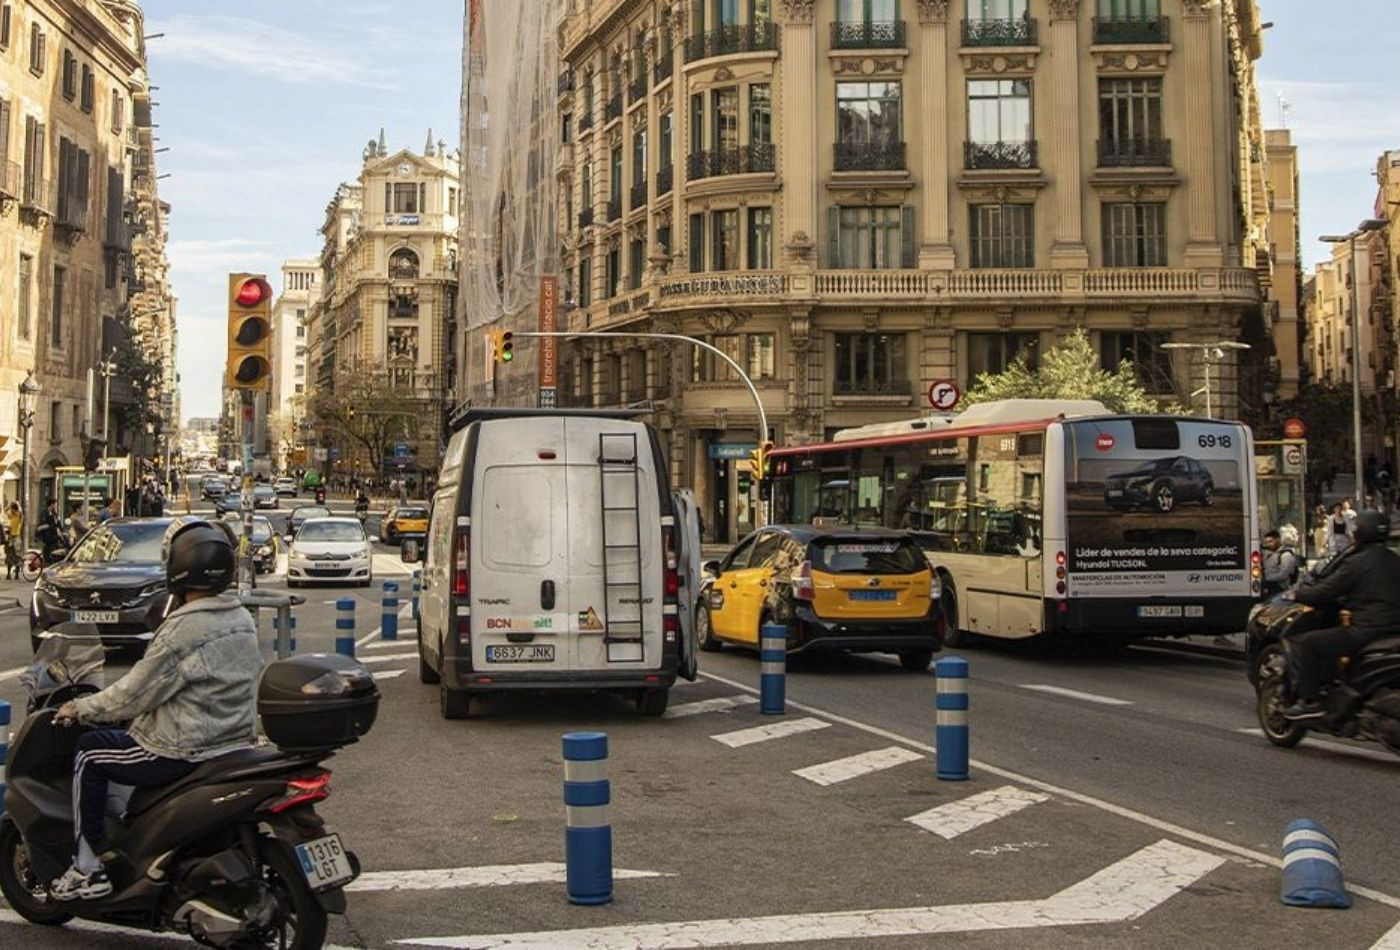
[1355,510,1390,546]
[164,519,236,595]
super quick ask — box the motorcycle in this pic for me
[1246,595,1400,756]
[0,626,380,947]
[313,487,326,504]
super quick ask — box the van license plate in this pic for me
[486,644,556,663]
[72,611,119,623]
[295,833,353,891]
[848,590,896,601]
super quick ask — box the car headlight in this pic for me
[138,581,168,598]
[35,576,58,596]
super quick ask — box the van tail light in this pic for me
[453,530,470,597]
[264,771,331,814]
[663,525,679,597]
[792,560,815,601]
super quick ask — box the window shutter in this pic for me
[0,99,10,168]
[77,148,90,227]
[56,138,68,219]
[901,205,916,268]
[828,206,841,269]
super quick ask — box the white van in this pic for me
[414,409,697,719]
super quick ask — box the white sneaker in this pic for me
[50,865,112,901]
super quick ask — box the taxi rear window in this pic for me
[810,538,925,574]
[398,508,428,519]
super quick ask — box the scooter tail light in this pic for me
[265,771,332,814]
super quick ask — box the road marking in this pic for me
[358,652,419,666]
[793,746,924,786]
[393,839,1223,949]
[1235,728,1400,766]
[362,638,409,651]
[0,908,187,941]
[0,665,30,684]
[348,862,668,893]
[374,669,408,680]
[906,786,1051,839]
[1371,918,1400,949]
[663,695,758,719]
[356,627,383,647]
[1020,684,1133,706]
[695,670,1400,911]
[711,717,830,748]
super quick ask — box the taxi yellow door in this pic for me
[709,532,777,643]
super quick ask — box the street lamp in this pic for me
[1160,341,1251,418]
[17,371,41,549]
[1320,219,1386,506]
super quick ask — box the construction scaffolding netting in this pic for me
[460,0,562,333]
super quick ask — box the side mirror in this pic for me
[702,559,721,576]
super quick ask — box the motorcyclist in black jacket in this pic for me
[1286,509,1400,720]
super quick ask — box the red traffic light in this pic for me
[235,278,272,308]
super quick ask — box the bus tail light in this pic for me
[453,530,470,597]
[1250,550,1262,581]
[1055,550,1067,581]
[792,561,815,601]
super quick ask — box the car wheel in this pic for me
[1254,643,1306,748]
[1153,481,1176,513]
[898,650,934,672]
[1201,485,1214,507]
[697,604,722,652]
[636,688,669,716]
[418,619,439,685]
[939,575,972,648]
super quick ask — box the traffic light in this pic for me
[226,274,274,391]
[749,440,774,481]
[500,330,514,363]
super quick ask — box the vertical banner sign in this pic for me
[539,275,559,409]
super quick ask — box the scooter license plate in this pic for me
[295,834,354,891]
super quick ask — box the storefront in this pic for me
[697,436,759,546]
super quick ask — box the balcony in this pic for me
[557,70,575,94]
[604,94,623,122]
[1098,137,1173,167]
[578,109,594,133]
[628,74,648,105]
[606,195,621,221]
[0,160,20,203]
[630,181,647,209]
[961,17,1037,46]
[656,165,674,196]
[653,44,673,83]
[830,19,905,49]
[683,23,779,63]
[20,174,51,215]
[834,378,911,397]
[834,140,906,172]
[686,143,776,180]
[1093,16,1170,44]
[578,207,594,229]
[964,140,1038,170]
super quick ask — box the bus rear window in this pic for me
[810,539,925,575]
[1131,419,1180,450]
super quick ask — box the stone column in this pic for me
[1047,0,1087,268]
[1182,0,1222,268]
[916,0,955,269]
[780,0,817,267]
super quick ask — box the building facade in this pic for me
[1263,127,1300,399]
[0,0,173,516]
[270,258,319,468]
[307,133,459,482]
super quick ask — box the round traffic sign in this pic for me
[1284,445,1303,467]
[1282,417,1306,440]
[927,379,962,411]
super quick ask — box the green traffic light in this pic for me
[501,350,513,362]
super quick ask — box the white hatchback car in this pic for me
[286,517,373,588]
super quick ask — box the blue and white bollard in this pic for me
[935,656,969,781]
[272,612,297,654]
[381,581,399,641]
[759,623,787,715]
[412,570,421,621]
[335,598,356,657]
[1280,819,1352,908]
[0,700,9,816]
[562,731,613,906]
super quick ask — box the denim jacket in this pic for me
[72,593,262,760]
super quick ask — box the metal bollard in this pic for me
[412,570,421,621]
[562,731,612,906]
[935,656,969,781]
[759,623,787,715]
[335,598,356,657]
[381,581,399,641]
[0,700,9,817]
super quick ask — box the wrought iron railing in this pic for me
[606,195,621,221]
[833,378,911,397]
[1097,137,1173,167]
[656,165,674,196]
[683,23,779,63]
[628,74,648,105]
[830,20,905,49]
[557,70,575,94]
[653,44,673,83]
[578,207,594,229]
[604,94,623,121]
[961,17,1037,46]
[964,140,1038,170]
[834,140,906,171]
[686,143,776,180]
[1092,16,1170,44]
[630,181,647,209]
[578,109,594,133]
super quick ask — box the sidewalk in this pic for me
[0,576,30,615]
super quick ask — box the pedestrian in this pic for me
[96,497,120,524]
[1261,527,1300,598]
[4,502,23,579]
[1328,502,1351,557]
[37,500,62,558]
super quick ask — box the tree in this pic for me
[307,368,422,477]
[1271,383,1379,496]
[965,328,1181,415]
[112,315,166,436]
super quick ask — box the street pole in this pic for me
[1348,236,1364,506]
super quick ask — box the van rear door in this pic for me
[472,418,575,670]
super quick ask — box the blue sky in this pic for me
[150,1,1397,421]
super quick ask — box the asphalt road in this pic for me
[0,517,1397,948]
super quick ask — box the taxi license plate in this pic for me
[848,590,897,601]
[486,644,556,663]
[71,610,119,624]
[295,833,353,891]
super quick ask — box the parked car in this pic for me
[29,518,176,653]
[286,517,372,588]
[287,504,333,539]
[253,485,278,509]
[1103,456,1214,513]
[698,525,944,671]
[273,476,298,497]
[379,505,428,545]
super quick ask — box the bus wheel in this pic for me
[939,577,969,648]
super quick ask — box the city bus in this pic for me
[768,399,1259,644]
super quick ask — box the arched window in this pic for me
[388,247,420,279]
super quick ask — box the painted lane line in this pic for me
[793,746,924,787]
[663,695,758,719]
[349,862,668,893]
[362,638,411,651]
[906,786,1050,839]
[1235,728,1400,766]
[711,717,829,748]
[1020,684,1134,706]
[356,627,383,647]
[393,839,1223,949]
[694,669,1400,912]
[373,669,408,680]
[0,665,30,684]
[357,652,419,666]
[0,908,187,941]
[1370,918,1400,950]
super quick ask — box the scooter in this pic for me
[0,627,379,948]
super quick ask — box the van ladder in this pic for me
[598,431,645,661]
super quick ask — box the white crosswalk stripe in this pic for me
[905,786,1050,840]
[792,746,924,786]
[711,717,830,748]
[358,652,419,666]
[663,695,758,719]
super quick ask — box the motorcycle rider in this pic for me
[1285,509,1400,721]
[354,487,370,523]
[49,519,263,900]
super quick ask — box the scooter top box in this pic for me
[258,654,379,751]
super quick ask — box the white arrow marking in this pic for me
[711,717,830,748]
[663,695,758,718]
[393,839,1224,949]
[1021,684,1133,706]
[349,862,668,893]
[906,786,1050,839]
[358,652,419,665]
[794,746,924,786]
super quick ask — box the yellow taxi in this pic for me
[380,504,429,545]
[697,526,944,671]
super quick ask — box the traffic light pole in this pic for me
[238,391,255,595]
